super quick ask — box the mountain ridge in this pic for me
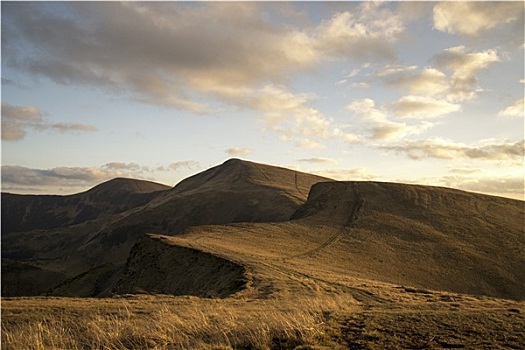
[1,177,171,234]
[2,159,524,301]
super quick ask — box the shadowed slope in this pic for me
[117,158,330,235]
[2,159,328,296]
[1,178,171,233]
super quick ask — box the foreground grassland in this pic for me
[3,289,524,350]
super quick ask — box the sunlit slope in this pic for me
[165,181,525,300]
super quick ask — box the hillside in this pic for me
[2,159,328,296]
[2,159,523,301]
[2,159,525,349]
[107,158,329,235]
[164,181,524,300]
[1,178,171,233]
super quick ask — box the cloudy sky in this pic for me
[2,1,524,199]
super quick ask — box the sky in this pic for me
[1,1,524,200]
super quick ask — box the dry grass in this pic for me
[2,295,352,350]
[3,291,525,350]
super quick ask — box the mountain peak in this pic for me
[171,159,329,196]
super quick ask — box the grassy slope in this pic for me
[164,181,524,301]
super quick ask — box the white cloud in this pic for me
[433,2,523,36]
[390,95,460,119]
[225,148,253,157]
[346,98,432,141]
[381,138,524,163]
[376,64,417,77]
[3,2,404,112]
[379,67,449,97]
[297,157,338,164]
[499,98,524,117]
[3,2,410,150]
[312,167,378,181]
[1,103,96,141]
[342,133,364,144]
[253,85,334,148]
[314,5,403,61]
[433,46,500,102]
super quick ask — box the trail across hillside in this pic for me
[286,182,364,259]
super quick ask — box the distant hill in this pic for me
[1,178,171,233]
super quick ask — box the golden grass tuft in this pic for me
[2,295,351,350]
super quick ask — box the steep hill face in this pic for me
[1,178,171,233]
[1,159,328,296]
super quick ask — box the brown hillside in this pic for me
[162,181,524,300]
[2,159,328,296]
[1,178,171,233]
[3,161,525,349]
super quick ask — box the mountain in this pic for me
[1,159,329,296]
[2,159,524,349]
[110,180,524,300]
[109,158,329,235]
[1,177,171,234]
[2,159,523,301]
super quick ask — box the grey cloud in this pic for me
[1,102,96,141]
[102,162,141,171]
[2,102,43,120]
[3,2,404,113]
[50,123,97,133]
[440,175,524,199]
[154,161,199,172]
[2,165,108,186]
[1,164,152,188]
[168,161,199,171]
